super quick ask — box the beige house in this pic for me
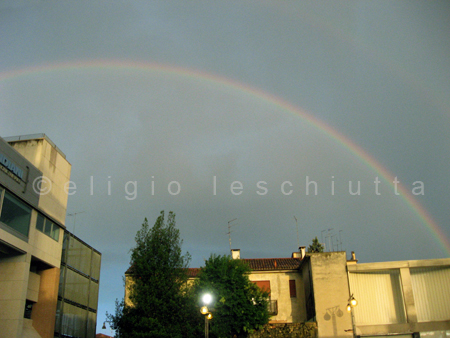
[230,248,307,324]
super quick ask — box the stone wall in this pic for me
[249,322,317,338]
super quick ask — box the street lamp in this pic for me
[346,294,358,337]
[102,321,114,337]
[202,293,212,305]
[200,293,213,338]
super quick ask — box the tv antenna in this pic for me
[67,211,85,235]
[227,218,238,252]
[294,216,299,248]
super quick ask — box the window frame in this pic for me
[35,212,60,242]
[0,189,32,238]
[289,279,297,298]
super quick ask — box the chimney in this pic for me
[351,251,356,260]
[300,246,306,259]
[231,249,240,259]
[292,246,306,259]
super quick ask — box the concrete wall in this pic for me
[8,137,71,226]
[0,254,30,338]
[31,267,60,338]
[249,270,307,323]
[309,252,353,338]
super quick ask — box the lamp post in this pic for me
[102,321,114,337]
[200,293,213,338]
[346,294,358,338]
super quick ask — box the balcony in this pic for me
[268,300,278,315]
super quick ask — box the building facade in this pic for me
[0,134,101,338]
[348,258,450,337]
[186,248,450,338]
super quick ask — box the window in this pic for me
[0,190,32,237]
[36,213,60,241]
[24,300,34,319]
[289,280,297,297]
[253,280,271,295]
[36,213,45,232]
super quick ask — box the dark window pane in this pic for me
[289,280,296,297]
[0,191,31,237]
[36,214,45,232]
[44,220,52,236]
[51,224,60,241]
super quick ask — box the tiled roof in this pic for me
[126,266,201,277]
[187,268,201,278]
[242,258,302,271]
[128,258,302,278]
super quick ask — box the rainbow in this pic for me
[1,59,449,255]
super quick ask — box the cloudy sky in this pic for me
[1,0,450,333]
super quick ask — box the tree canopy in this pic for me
[307,236,324,253]
[193,255,270,338]
[107,211,201,338]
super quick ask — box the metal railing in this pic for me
[268,300,278,315]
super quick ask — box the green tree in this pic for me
[194,255,270,338]
[307,236,324,253]
[107,211,202,338]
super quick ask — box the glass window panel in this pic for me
[58,267,66,297]
[55,300,63,334]
[60,302,87,338]
[67,237,92,275]
[87,310,97,337]
[0,187,4,213]
[64,269,89,306]
[0,191,31,237]
[51,223,60,241]
[89,281,99,310]
[62,232,70,263]
[91,252,101,280]
[43,219,52,236]
[36,214,44,232]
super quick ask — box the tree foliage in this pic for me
[307,236,324,253]
[107,211,202,338]
[193,255,270,338]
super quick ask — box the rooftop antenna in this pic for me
[339,230,343,251]
[227,218,238,253]
[294,216,299,249]
[67,211,85,236]
[321,229,327,250]
[326,228,334,252]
